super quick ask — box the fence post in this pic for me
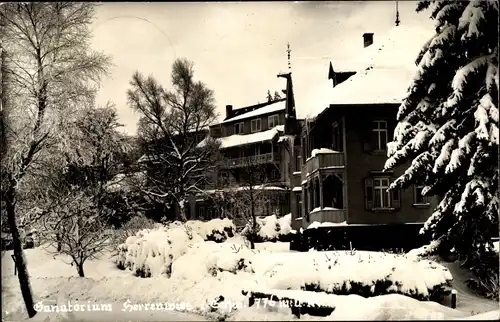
[451,289,457,309]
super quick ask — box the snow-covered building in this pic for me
[291,26,438,230]
[195,72,302,220]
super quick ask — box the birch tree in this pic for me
[127,58,219,221]
[0,3,110,316]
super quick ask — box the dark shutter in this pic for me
[392,189,401,209]
[364,177,374,211]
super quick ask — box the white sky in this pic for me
[90,1,432,134]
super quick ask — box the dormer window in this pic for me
[251,119,261,133]
[234,122,244,134]
[268,114,280,129]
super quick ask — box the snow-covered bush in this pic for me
[251,250,453,301]
[406,239,442,261]
[114,218,236,276]
[115,225,204,277]
[185,218,235,242]
[110,214,157,250]
[242,214,292,243]
[171,241,257,281]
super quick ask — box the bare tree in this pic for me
[41,188,111,277]
[202,159,275,249]
[233,163,271,249]
[127,58,219,221]
[0,3,110,316]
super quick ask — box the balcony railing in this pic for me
[221,152,280,169]
[309,208,346,223]
[301,151,344,181]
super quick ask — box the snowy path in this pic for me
[441,261,499,314]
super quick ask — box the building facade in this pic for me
[290,27,436,229]
[194,72,302,222]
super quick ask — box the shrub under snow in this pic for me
[250,250,453,301]
[114,219,236,277]
[254,214,292,242]
[185,218,235,242]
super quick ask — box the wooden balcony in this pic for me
[309,208,346,223]
[301,151,344,181]
[221,152,280,169]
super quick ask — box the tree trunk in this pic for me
[5,185,37,318]
[56,231,62,252]
[178,192,188,222]
[249,235,255,250]
[76,262,85,277]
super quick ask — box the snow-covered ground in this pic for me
[2,220,498,321]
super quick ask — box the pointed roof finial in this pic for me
[286,42,292,71]
[395,1,400,26]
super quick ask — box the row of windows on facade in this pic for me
[233,114,281,135]
[295,120,390,170]
[217,168,281,184]
[296,182,430,214]
[365,178,430,209]
[232,119,389,164]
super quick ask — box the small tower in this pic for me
[395,1,401,26]
[278,43,298,135]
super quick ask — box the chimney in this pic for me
[363,33,374,48]
[225,105,233,118]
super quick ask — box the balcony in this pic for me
[221,152,280,169]
[309,207,346,223]
[301,150,344,181]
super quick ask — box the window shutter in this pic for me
[364,177,374,211]
[392,189,401,209]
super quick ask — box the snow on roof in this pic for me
[295,26,434,119]
[307,220,347,229]
[199,185,287,195]
[292,187,302,192]
[222,100,286,123]
[311,148,341,157]
[198,125,284,149]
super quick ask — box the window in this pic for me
[372,120,388,151]
[373,178,391,208]
[414,184,430,205]
[271,169,280,180]
[251,119,261,132]
[234,122,244,134]
[254,145,261,155]
[296,154,301,171]
[268,114,279,129]
[365,177,400,210]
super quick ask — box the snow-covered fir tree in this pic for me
[384,0,499,261]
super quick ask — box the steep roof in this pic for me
[197,125,284,150]
[295,25,434,119]
[222,99,286,123]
